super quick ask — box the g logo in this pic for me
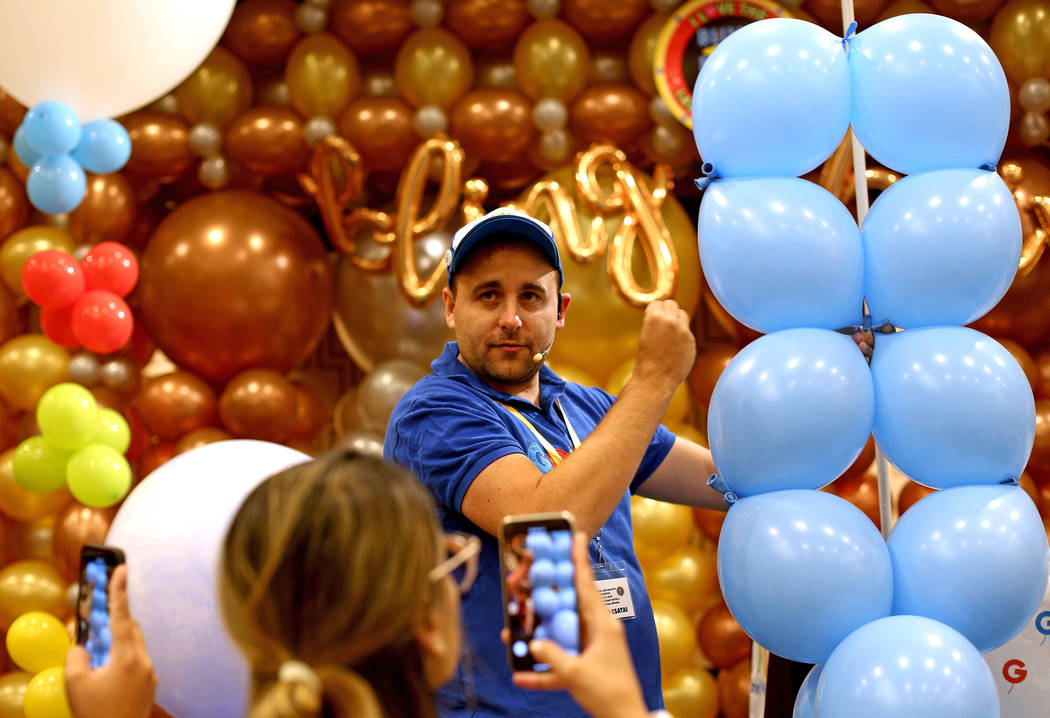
[1035,610,1050,645]
[1003,659,1027,693]
[527,442,552,471]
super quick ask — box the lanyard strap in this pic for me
[495,399,580,464]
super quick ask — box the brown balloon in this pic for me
[173,426,233,456]
[0,88,25,138]
[563,0,651,42]
[135,371,218,440]
[9,517,54,562]
[927,0,1005,19]
[446,0,530,49]
[138,191,334,383]
[692,507,726,542]
[806,0,890,29]
[68,173,137,246]
[898,480,937,515]
[52,504,116,582]
[0,286,20,349]
[225,106,310,176]
[687,344,737,407]
[122,111,195,182]
[827,470,881,527]
[570,84,651,149]
[288,381,327,440]
[137,441,175,482]
[1019,472,1045,515]
[337,97,418,172]
[0,560,68,630]
[330,0,414,55]
[219,368,298,442]
[839,434,876,481]
[0,168,28,242]
[1027,399,1050,482]
[697,602,752,670]
[1034,348,1050,399]
[223,0,302,66]
[479,155,542,191]
[717,658,751,718]
[449,89,535,164]
[999,338,1039,388]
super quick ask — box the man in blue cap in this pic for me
[386,208,724,717]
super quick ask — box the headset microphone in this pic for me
[532,338,554,364]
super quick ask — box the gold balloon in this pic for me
[122,111,194,183]
[446,0,530,49]
[0,672,30,718]
[395,28,474,109]
[10,517,54,562]
[0,335,69,411]
[0,168,28,242]
[0,560,68,631]
[0,448,71,522]
[513,20,590,102]
[223,0,302,67]
[337,97,418,172]
[628,12,669,95]
[136,371,218,440]
[225,107,310,176]
[173,426,233,456]
[647,545,718,615]
[606,357,691,424]
[0,226,73,298]
[697,602,752,670]
[564,0,650,42]
[651,599,697,679]
[285,32,362,118]
[570,84,651,147]
[990,0,1050,86]
[662,666,719,718]
[52,504,116,583]
[449,89,536,163]
[630,496,695,566]
[0,285,20,348]
[928,0,1005,20]
[545,363,599,387]
[330,0,414,55]
[175,47,253,128]
[67,173,136,246]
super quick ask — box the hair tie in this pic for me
[278,660,322,696]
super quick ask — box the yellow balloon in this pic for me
[668,422,707,449]
[0,227,74,299]
[0,335,69,411]
[174,46,253,127]
[6,612,71,674]
[647,545,719,615]
[22,668,70,718]
[286,32,362,118]
[630,496,694,566]
[663,666,719,718]
[513,20,590,102]
[0,561,68,632]
[0,672,32,718]
[651,599,697,680]
[0,449,72,523]
[605,357,691,424]
[628,12,669,96]
[395,28,473,109]
[989,0,1050,86]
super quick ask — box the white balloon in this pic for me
[107,440,310,718]
[0,1,236,121]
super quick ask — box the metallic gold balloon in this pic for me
[135,371,218,440]
[686,344,737,408]
[449,89,535,163]
[627,12,669,95]
[225,107,310,177]
[927,0,1005,20]
[223,0,302,67]
[139,191,334,383]
[67,173,136,247]
[605,357,690,424]
[394,28,474,109]
[122,112,195,183]
[0,448,71,522]
[651,599,697,679]
[999,337,1038,387]
[0,671,30,718]
[1027,399,1050,482]
[52,503,116,583]
[0,335,69,411]
[330,0,414,55]
[513,20,590,102]
[10,517,54,562]
[897,479,936,515]
[337,97,418,172]
[172,426,232,456]
[570,84,651,147]
[563,0,650,41]
[0,286,19,348]
[285,32,362,118]
[647,545,718,615]
[0,560,68,631]
[0,226,73,298]
[876,0,935,17]
[692,506,725,542]
[446,0,530,49]
[478,155,542,191]
[0,168,28,242]
[697,602,751,670]
[630,496,694,567]
[1035,347,1050,399]
[663,666,719,718]
[175,47,253,128]
[286,382,326,441]
[136,441,175,481]
[218,368,298,442]
[807,0,890,28]
[990,0,1050,86]
[357,359,428,433]
[717,658,751,718]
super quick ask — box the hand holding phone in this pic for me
[76,543,125,668]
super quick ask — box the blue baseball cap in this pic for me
[446,208,563,288]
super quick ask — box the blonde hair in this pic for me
[218,450,443,718]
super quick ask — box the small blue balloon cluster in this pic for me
[84,558,112,669]
[13,101,131,215]
[525,529,577,654]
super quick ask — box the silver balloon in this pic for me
[258,78,292,107]
[188,122,223,158]
[295,3,328,32]
[68,352,101,386]
[411,0,444,27]
[304,115,336,146]
[478,61,517,90]
[72,244,92,261]
[532,98,567,132]
[590,52,628,84]
[527,0,560,19]
[413,105,448,138]
[537,128,571,164]
[149,93,180,115]
[99,358,138,393]
[333,228,454,370]
[1019,78,1050,114]
[336,428,385,459]
[198,156,231,189]
[364,71,397,98]
[359,359,428,432]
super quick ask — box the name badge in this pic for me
[592,560,636,620]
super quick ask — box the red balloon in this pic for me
[39,305,79,348]
[20,249,85,308]
[81,242,139,297]
[70,290,133,353]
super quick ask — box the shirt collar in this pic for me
[432,341,567,413]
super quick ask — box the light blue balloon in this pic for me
[12,125,40,166]
[691,18,849,177]
[708,329,873,496]
[863,169,1021,328]
[559,587,576,611]
[717,490,892,663]
[550,608,579,650]
[22,101,82,157]
[533,586,559,619]
[72,119,132,174]
[526,531,553,561]
[815,615,999,718]
[529,558,555,587]
[792,664,821,718]
[551,529,572,559]
[698,177,863,333]
[849,15,1009,174]
[871,327,1034,488]
[26,155,87,214]
[554,560,574,588]
[888,484,1048,653]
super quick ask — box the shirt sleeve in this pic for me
[385,388,524,513]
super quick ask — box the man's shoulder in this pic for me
[394,372,494,413]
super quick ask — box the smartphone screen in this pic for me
[499,512,579,672]
[76,543,126,668]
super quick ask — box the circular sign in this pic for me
[654,0,792,129]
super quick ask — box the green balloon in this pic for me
[12,436,71,492]
[66,444,132,508]
[36,383,99,451]
[92,408,131,454]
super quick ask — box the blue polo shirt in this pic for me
[385,342,674,717]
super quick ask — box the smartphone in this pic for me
[498,511,579,672]
[76,543,126,668]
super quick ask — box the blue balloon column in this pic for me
[692,13,1048,718]
[13,101,131,215]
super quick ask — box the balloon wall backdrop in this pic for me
[0,2,1045,718]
